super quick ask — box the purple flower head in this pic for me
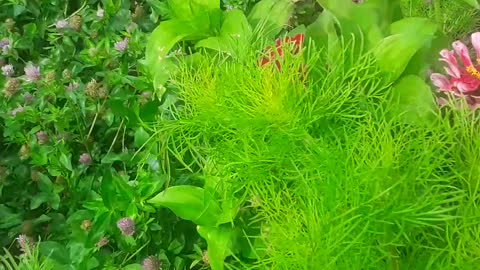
[79,153,92,165]
[66,82,79,92]
[142,256,161,270]
[96,237,109,248]
[55,19,69,29]
[114,38,128,53]
[0,38,10,54]
[81,220,92,231]
[16,234,34,253]
[1,64,13,77]
[117,217,135,236]
[36,131,49,145]
[97,8,105,19]
[11,106,24,118]
[24,63,40,82]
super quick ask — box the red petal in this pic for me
[292,34,305,46]
[276,47,284,57]
[275,60,282,71]
[259,57,271,67]
[275,38,283,47]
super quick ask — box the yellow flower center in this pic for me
[466,65,480,80]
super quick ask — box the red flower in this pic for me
[259,34,305,70]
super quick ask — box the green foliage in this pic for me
[2,0,480,269]
[402,0,480,39]
[145,0,295,89]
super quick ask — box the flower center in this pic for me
[466,65,480,80]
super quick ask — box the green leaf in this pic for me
[306,10,338,50]
[126,204,138,218]
[196,10,252,54]
[197,225,233,270]
[168,235,186,255]
[389,75,436,125]
[147,185,222,226]
[92,211,112,235]
[389,17,437,37]
[373,17,437,82]
[461,0,480,9]
[39,241,70,265]
[167,0,220,21]
[101,152,132,164]
[316,0,384,48]
[59,153,73,171]
[101,171,116,209]
[38,173,53,193]
[30,193,50,210]
[145,20,197,86]
[248,0,295,39]
[107,100,138,126]
[139,100,161,123]
[123,264,142,270]
[134,127,150,148]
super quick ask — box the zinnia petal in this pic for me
[455,80,480,93]
[452,41,474,67]
[430,73,452,91]
[471,32,480,64]
[439,50,461,78]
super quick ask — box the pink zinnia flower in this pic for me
[430,32,480,110]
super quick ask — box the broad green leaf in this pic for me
[220,10,252,37]
[365,0,403,32]
[134,127,150,148]
[306,10,338,51]
[389,17,437,37]
[197,225,233,270]
[373,31,435,82]
[196,10,252,54]
[390,75,436,125]
[316,0,383,48]
[147,185,222,226]
[146,20,203,86]
[461,0,480,9]
[167,0,220,21]
[248,0,295,39]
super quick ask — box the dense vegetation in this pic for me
[1,0,480,269]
